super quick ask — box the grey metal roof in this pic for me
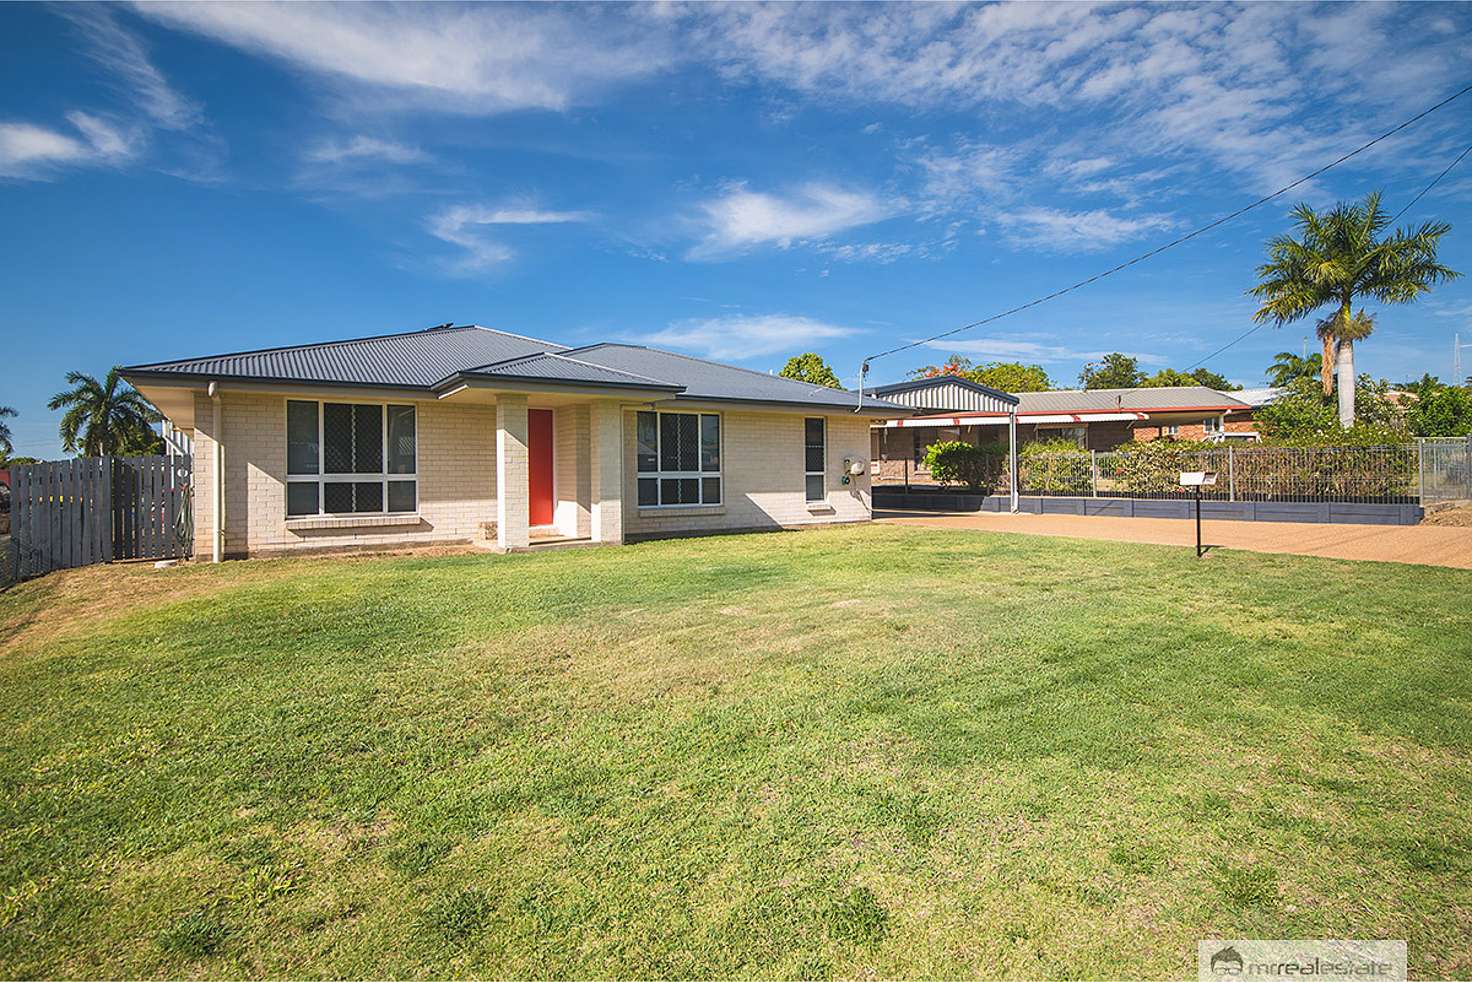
[459,352,682,390]
[1231,386,1285,408]
[869,375,1019,406]
[1014,386,1251,414]
[124,325,563,389]
[567,344,908,411]
[123,323,911,412]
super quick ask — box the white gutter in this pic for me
[209,381,223,564]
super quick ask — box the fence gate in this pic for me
[10,454,192,580]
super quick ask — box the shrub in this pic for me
[1018,439,1092,495]
[921,440,1005,492]
[1110,440,1221,496]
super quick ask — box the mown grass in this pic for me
[1,525,1470,978]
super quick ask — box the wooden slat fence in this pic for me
[8,454,192,581]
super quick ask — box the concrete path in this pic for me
[874,509,1472,570]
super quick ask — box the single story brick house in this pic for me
[868,377,1274,484]
[121,324,906,560]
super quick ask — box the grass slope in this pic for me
[1,525,1470,978]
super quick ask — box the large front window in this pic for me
[636,410,721,506]
[286,400,417,516]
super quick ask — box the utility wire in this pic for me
[857,80,1472,389]
[1183,140,1472,372]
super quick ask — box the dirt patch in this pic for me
[1422,504,1472,527]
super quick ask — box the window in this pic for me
[1203,416,1223,435]
[1037,424,1086,446]
[805,417,826,502]
[1162,424,1180,437]
[636,411,720,507]
[286,400,416,517]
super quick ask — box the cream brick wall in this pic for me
[194,391,496,557]
[553,405,591,538]
[621,409,872,538]
[183,391,871,558]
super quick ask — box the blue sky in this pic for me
[3,1,1471,459]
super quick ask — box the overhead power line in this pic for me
[1183,140,1472,372]
[856,80,1472,396]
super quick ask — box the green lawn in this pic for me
[2,525,1470,979]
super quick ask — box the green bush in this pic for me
[921,440,1006,492]
[1110,440,1222,496]
[1018,439,1092,495]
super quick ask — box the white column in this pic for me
[1008,410,1019,513]
[496,395,530,551]
[589,401,624,545]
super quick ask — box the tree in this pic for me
[0,406,14,457]
[909,354,975,379]
[1407,381,1472,437]
[48,367,163,457]
[1250,191,1459,427]
[1138,367,1239,390]
[778,352,842,388]
[1079,353,1143,389]
[909,355,1052,391]
[1266,350,1323,388]
[971,361,1052,392]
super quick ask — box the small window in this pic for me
[1163,424,1180,437]
[636,410,721,507]
[1203,416,1223,434]
[805,417,826,502]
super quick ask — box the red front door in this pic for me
[528,408,554,526]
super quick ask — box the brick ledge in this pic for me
[285,514,423,531]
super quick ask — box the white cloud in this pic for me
[681,3,1467,194]
[0,113,139,179]
[304,135,427,165]
[427,202,593,272]
[61,5,202,130]
[925,336,1169,369]
[637,314,861,362]
[134,1,672,115]
[690,182,895,258]
[995,207,1179,252]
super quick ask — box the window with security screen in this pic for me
[286,400,416,517]
[805,417,826,502]
[636,410,720,507]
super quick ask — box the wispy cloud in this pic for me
[690,182,895,258]
[0,112,140,179]
[926,336,1169,369]
[304,135,428,166]
[636,313,861,362]
[427,202,593,273]
[134,1,672,115]
[61,5,202,130]
[995,207,1179,252]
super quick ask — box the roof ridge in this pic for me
[460,323,567,350]
[582,342,863,401]
[460,349,675,386]
[123,323,558,372]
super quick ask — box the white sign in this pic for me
[1179,471,1218,487]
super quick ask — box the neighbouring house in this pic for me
[868,378,1274,485]
[121,323,906,559]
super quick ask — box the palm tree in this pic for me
[0,406,15,458]
[1250,192,1459,427]
[1266,351,1323,388]
[48,367,162,457]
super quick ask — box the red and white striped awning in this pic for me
[882,411,1148,429]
